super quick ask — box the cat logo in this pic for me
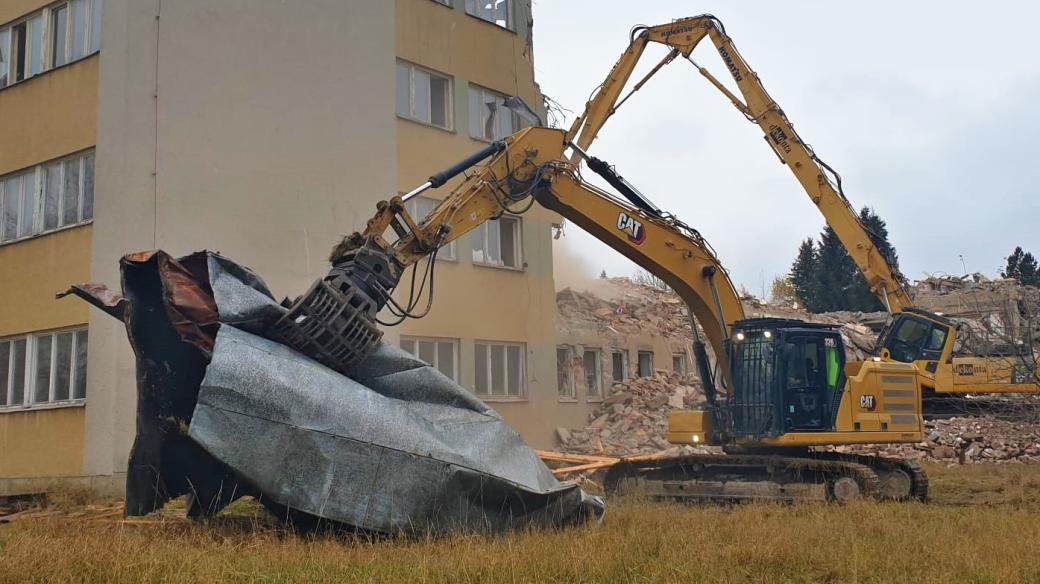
[859,394,877,411]
[617,212,646,245]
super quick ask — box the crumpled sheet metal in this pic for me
[193,326,602,533]
[69,250,603,534]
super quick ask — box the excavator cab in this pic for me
[718,319,845,440]
[874,309,953,367]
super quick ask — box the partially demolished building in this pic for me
[0,0,579,498]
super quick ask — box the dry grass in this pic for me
[3,463,1040,583]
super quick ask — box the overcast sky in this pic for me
[532,1,1040,295]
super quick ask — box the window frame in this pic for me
[556,345,575,399]
[0,327,87,412]
[467,83,529,142]
[0,149,94,245]
[471,214,523,270]
[637,350,655,378]
[474,340,526,399]
[399,335,459,382]
[0,0,102,91]
[583,348,602,399]
[611,349,629,383]
[395,59,454,131]
[464,0,513,31]
[672,353,687,376]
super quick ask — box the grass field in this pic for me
[3,462,1040,583]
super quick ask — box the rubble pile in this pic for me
[833,415,1040,463]
[558,277,886,362]
[559,371,716,456]
[556,279,691,339]
[912,274,1040,353]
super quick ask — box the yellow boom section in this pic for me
[565,16,913,313]
[358,127,745,386]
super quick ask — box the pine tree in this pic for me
[813,226,856,312]
[789,239,819,311]
[1004,246,1040,286]
[788,207,902,313]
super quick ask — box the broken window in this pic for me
[471,215,521,268]
[672,353,686,376]
[395,60,453,130]
[468,84,530,141]
[611,350,628,383]
[475,341,524,397]
[637,350,654,378]
[0,328,88,410]
[400,336,458,381]
[583,349,601,397]
[465,0,511,29]
[556,346,574,398]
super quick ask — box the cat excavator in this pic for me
[274,125,928,503]
[561,14,1039,396]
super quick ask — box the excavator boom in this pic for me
[566,16,912,313]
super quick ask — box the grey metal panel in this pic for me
[883,389,915,398]
[889,414,918,425]
[883,403,915,412]
[189,324,603,534]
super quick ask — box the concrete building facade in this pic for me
[0,0,602,496]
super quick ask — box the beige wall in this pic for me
[0,18,99,486]
[86,0,397,479]
[393,0,575,448]
[0,0,51,26]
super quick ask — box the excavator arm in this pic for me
[565,16,913,313]
[328,127,744,390]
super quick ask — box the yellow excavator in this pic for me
[561,14,1039,396]
[275,124,928,502]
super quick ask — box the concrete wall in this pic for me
[86,0,397,480]
[0,5,99,489]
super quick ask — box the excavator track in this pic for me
[603,454,881,504]
[810,452,929,502]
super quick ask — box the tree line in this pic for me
[776,207,1037,313]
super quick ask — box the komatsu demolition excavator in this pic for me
[273,124,928,503]
[560,15,1039,396]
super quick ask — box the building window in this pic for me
[404,196,456,260]
[556,346,574,398]
[0,0,101,89]
[395,60,453,130]
[471,215,521,269]
[583,349,602,398]
[1,328,87,410]
[465,0,511,30]
[611,350,628,383]
[475,341,524,397]
[1,150,94,243]
[468,84,529,141]
[400,336,458,381]
[672,353,687,376]
[637,350,654,378]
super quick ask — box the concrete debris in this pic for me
[912,274,1040,355]
[559,371,719,456]
[827,415,1040,464]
